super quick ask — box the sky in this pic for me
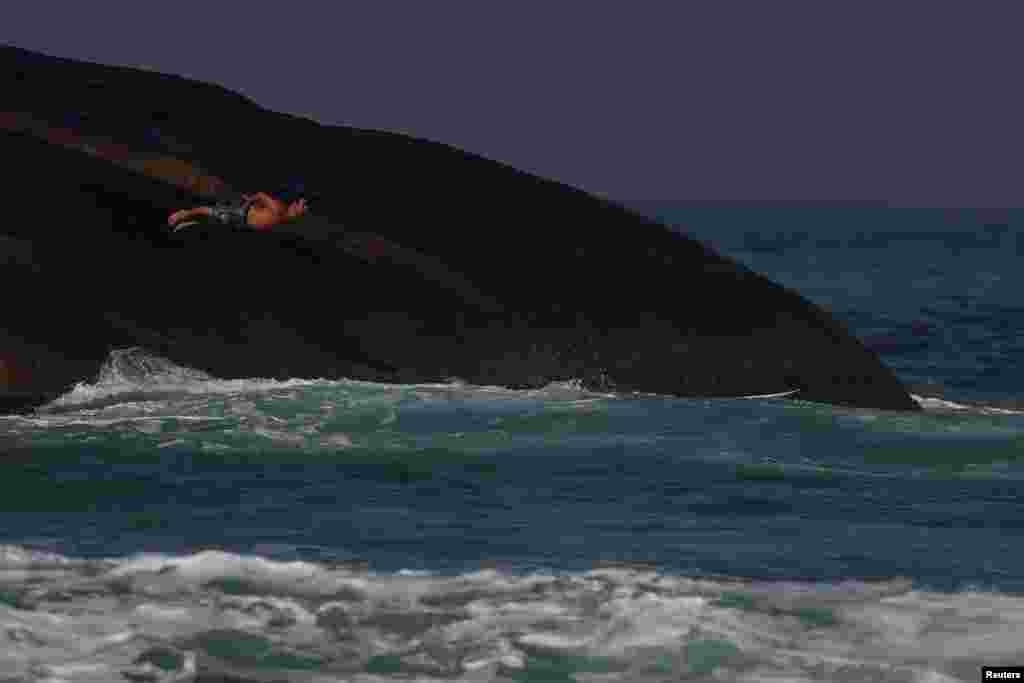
[4,2,1022,207]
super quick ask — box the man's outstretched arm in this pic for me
[167,206,212,226]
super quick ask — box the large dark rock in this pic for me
[0,44,919,412]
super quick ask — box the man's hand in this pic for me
[167,209,192,226]
[167,207,210,226]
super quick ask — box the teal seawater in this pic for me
[3,382,1024,591]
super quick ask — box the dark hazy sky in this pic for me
[5,3,1022,207]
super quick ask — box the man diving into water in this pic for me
[0,110,313,232]
[0,108,509,316]
[167,187,310,231]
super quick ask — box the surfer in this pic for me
[167,186,310,231]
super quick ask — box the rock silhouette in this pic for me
[0,44,919,413]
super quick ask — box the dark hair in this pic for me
[275,180,302,202]
[275,179,319,205]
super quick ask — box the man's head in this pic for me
[276,179,314,220]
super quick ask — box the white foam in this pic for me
[0,546,1015,681]
[133,603,191,621]
[912,394,1024,415]
[0,545,78,569]
[517,631,592,652]
[36,347,337,412]
[34,349,620,426]
[51,374,334,408]
[15,415,228,429]
[27,347,1024,432]
[116,549,320,585]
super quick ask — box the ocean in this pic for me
[1,205,1021,682]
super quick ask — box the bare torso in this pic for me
[246,195,288,230]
